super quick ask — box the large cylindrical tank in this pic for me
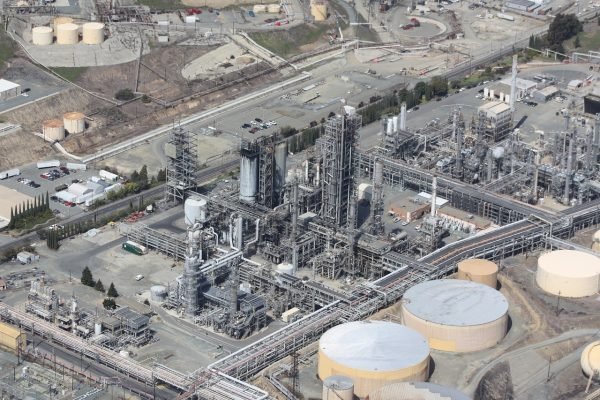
[53,16,73,33]
[274,141,287,203]
[184,196,208,225]
[592,230,600,252]
[253,4,267,13]
[42,119,65,141]
[457,258,498,288]
[63,112,85,134]
[401,279,508,352]
[268,4,281,13]
[322,375,354,400]
[536,250,600,298]
[32,26,53,45]
[581,341,600,379]
[276,263,294,275]
[239,154,258,202]
[82,22,104,44]
[318,321,430,398]
[56,23,79,45]
[94,322,102,336]
[483,87,489,98]
[150,285,168,302]
[367,382,471,400]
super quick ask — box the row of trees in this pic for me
[81,266,120,310]
[7,193,53,230]
[45,218,98,250]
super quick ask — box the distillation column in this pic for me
[370,160,385,235]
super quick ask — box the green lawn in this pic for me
[0,31,16,68]
[249,23,330,58]
[51,67,88,82]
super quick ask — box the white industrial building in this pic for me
[55,178,122,205]
[0,79,21,100]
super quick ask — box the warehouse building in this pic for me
[532,85,560,103]
[0,79,21,101]
[0,322,25,354]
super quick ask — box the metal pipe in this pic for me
[430,175,437,217]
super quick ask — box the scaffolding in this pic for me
[166,126,199,204]
[258,136,275,208]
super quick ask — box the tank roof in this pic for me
[402,279,508,326]
[538,250,600,278]
[58,23,79,30]
[33,26,53,32]
[64,112,85,119]
[43,119,64,128]
[458,258,498,274]
[319,321,429,372]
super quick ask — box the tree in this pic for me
[81,266,94,287]
[413,81,430,102]
[130,170,139,182]
[575,34,581,48]
[139,165,149,189]
[430,76,448,96]
[115,88,135,101]
[157,168,166,182]
[547,13,582,47]
[102,298,117,310]
[107,282,119,298]
[94,279,105,293]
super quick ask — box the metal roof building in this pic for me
[401,279,509,352]
[0,79,21,100]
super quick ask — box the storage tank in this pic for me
[581,341,600,379]
[56,23,79,45]
[63,112,85,134]
[184,196,208,225]
[504,94,510,104]
[32,26,53,45]
[489,89,495,99]
[401,279,508,352]
[94,322,102,336]
[318,321,430,397]
[253,4,267,13]
[592,230,600,252]
[276,263,294,275]
[42,119,65,141]
[311,1,328,21]
[536,250,600,297]
[150,285,168,302]
[457,258,498,288]
[239,152,258,202]
[53,16,73,32]
[82,22,104,44]
[274,141,287,205]
[483,87,489,98]
[322,375,354,400]
[268,4,281,13]
[367,381,471,400]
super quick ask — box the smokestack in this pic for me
[510,55,517,112]
[400,102,407,131]
[431,175,437,217]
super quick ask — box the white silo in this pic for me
[392,116,398,132]
[42,119,65,141]
[504,94,510,104]
[483,87,489,98]
[82,22,105,44]
[386,118,393,135]
[267,4,281,13]
[401,279,509,352]
[184,196,208,225]
[32,26,53,45]
[63,112,85,134]
[499,92,505,102]
[94,322,102,336]
[536,250,600,297]
[239,152,259,202]
[56,23,79,45]
[489,89,495,99]
[53,16,73,32]
[322,376,354,400]
[318,321,430,397]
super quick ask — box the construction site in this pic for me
[0,0,600,399]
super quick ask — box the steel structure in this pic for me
[166,126,199,204]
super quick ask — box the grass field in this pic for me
[0,31,16,69]
[249,23,330,58]
[51,67,88,82]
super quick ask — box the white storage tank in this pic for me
[276,263,294,275]
[457,258,498,288]
[56,23,79,45]
[536,250,600,297]
[322,375,354,400]
[150,285,168,302]
[253,4,267,13]
[32,26,53,45]
[592,230,600,252]
[581,341,600,379]
[483,87,489,98]
[53,16,73,32]
[184,196,208,225]
[94,322,102,336]
[367,382,471,400]
[267,4,281,13]
[318,321,430,398]
[239,153,258,202]
[82,22,104,44]
[401,279,509,352]
[63,112,85,134]
[42,119,65,141]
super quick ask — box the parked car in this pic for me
[255,118,263,123]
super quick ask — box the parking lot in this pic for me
[0,162,99,218]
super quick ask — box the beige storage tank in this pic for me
[82,22,104,44]
[253,4,267,13]
[457,258,498,288]
[63,112,85,134]
[592,230,600,252]
[536,250,600,298]
[267,4,281,13]
[581,341,600,379]
[367,382,471,400]
[322,375,354,400]
[56,23,79,45]
[53,16,74,33]
[42,119,65,141]
[0,322,25,354]
[318,321,430,398]
[401,279,508,352]
[32,26,53,45]
[311,1,328,21]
